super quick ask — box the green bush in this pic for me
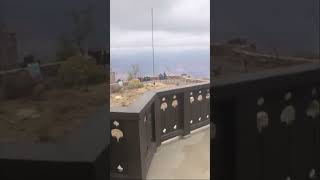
[127,79,143,89]
[58,55,105,87]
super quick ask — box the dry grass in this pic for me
[111,82,177,107]
[0,83,107,143]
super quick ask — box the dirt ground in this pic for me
[0,79,202,143]
[0,83,107,143]
[111,82,180,107]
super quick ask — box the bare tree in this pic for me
[56,33,78,61]
[71,5,94,55]
[127,64,140,81]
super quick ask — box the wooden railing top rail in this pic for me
[233,48,318,62]
[213,63,320,100]
[0,62,62,75]
[111,82,210,115]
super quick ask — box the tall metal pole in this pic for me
[151,8,155,85]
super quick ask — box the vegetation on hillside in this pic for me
[57,55,105,89]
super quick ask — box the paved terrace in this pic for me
[147,125,210,180]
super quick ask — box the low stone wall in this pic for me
[110,76,208,93]
[0,62,62,99]
[232,48,316,64]
[0,62,61,80]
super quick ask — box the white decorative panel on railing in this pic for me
[257,111,269,133]
[285,92,292,101]
[172,99,178,108]
[162,128,166,133]
[206,89,210,99]
[206,93,210,99]
[190,96,194,104]
[113,120,120,127]
[280,105,295,125]
[161,102,168,111]
[309,168,317,179]
[306,100,320,119]
[257,97,264,106]
[111,129,124,142]
[117,165,123,173]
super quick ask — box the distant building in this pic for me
[0,25,18,71]
[181,73,190,78]
[110,69,116,83]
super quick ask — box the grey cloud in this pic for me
[111,0,210,47]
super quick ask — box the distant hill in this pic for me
[111,46,210,80]
[1,0,108,63]
[212,0,319,57]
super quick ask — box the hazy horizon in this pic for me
[111,46,210,80]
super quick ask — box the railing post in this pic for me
[154,95,162,146]
[212,99,236,180]
[183,90,191,136]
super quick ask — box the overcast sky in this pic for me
[110,0,210,48]
[212,0,319,56]
[1,0,108,62]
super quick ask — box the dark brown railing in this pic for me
[110,82,210,179]
[212,63,320,180]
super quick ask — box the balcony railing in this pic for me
[110,82,210,179]
[212,63,320,180]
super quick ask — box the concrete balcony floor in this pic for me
[147,125,210,180]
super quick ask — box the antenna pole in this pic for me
[151,8,155,85]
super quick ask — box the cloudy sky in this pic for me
[213,0,319,56]
[111,0,209,48]
[1,0,108,62]
[110,0,210,78]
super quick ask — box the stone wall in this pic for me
[0,62,61,99]
[110,76,208,93]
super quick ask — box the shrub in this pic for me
[127,79,144,89]
[57,55,105,87]
[127,64,140,81]
[2,70,34,99]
